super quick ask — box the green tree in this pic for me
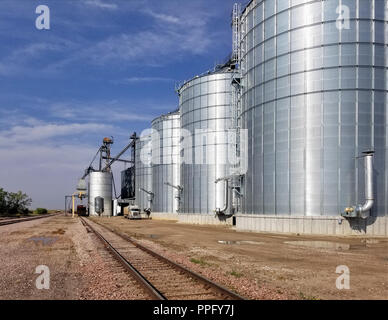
[5,191,32,215]
[0,188,8,214]
[0,188,32,215]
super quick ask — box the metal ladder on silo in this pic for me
[231,2,242,154]
[230,3,244,213]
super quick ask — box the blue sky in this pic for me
[0,0,237,209]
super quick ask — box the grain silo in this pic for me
[134,132,153,213]
[178,66,236,224]
[151,110,181,217]
[235,0,387,235]
[88,171,113,217]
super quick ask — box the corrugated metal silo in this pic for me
[178,68,235,215]
[238,0,387,231]
[151,111,181,213]
[88,171,113,216]
[135,132,153,212]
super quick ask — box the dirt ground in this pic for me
[0,215,82,299]
[1,214,386,300]
[90,216,388,300]
[0,214,147,300]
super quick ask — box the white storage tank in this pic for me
[151,110,181,213]
[234,0,388,236]
[239,0,387,217]
[88,171,113,217]
[135,132,153,212]
[178,67,235,214]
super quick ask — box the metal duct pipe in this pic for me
[232,187,242,213]
[343,151,374,219]
[358,152,374,217]
[113,199,119,217]
[164,182,182,213]
[215,178,229,215]
[174,190,181,213]
[139,188,153,213]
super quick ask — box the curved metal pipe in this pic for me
[232,187,242,212]
[343,151,374,219]
[164,182,182,213]
[356,152,374,217]
[174,190,181,213]
[139,188,154,213]
[215,179,229,215]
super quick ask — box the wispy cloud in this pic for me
[0,0,223,75]
[0,122,114,147]
[116,77,175,84]
[84,0,118,10]
[0,109,133,207]
[0,115,118,208]
[84,29,212,67]
[49,100,156,123]
[144,9,181,24]
[0,39,79,76]
[0,0,231,209]
[0,143,99,208]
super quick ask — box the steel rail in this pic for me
[86,218,245,300]
[80,217,166,300]
[0,212,62,226]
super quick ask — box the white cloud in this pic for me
[85,28,212,67]
[0,118,127,209]
[0,122,114,147]
[0,142,127,209]
[0,143,98,209]
[84,0,118,10]
[144,9,181,24]
[0,40,78,76]
[0,0,229,76]
[118,77,175,84]
[49,101,155,123]
[0,0,223,75]
[47,3,216,69]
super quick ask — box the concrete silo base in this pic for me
[150,212,179,221]
[151,213,234,225]
[178,214,234,226]
[235,214,388,237]
[150,212,388,236]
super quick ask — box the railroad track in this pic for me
[0,213,62,226]
[80,217,245,300]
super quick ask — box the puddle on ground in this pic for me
[28,236,58,246]
[240,240,265,245]
[284,241,350,251]
[51,228,65,235]
[218,240,240,245]
[361,239,380,244]
[133,233,160,239]
[218,240,264,245]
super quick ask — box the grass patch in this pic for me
[298,291,319,300]
[190,257,210,267]
[229,270,243,278]
[34,208,48,215]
